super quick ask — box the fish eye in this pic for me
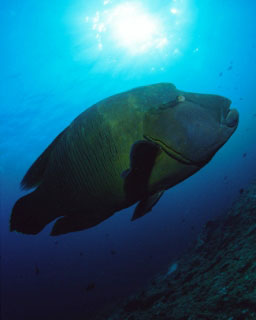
[156,95,186,112]
[177,95,185,103]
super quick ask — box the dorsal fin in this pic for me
[21,128,67,190]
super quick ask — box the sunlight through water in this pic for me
[91,2,167,55]
[71,0,195,71]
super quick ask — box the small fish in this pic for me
[86,282,95,291]
[219,72,223,77]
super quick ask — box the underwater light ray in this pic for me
[70,0,195,70]
[90,2,168,55]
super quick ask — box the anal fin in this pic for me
[50,212,113,236]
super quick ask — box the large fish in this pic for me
[10,83,239,235]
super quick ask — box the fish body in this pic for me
[10,83,239,235]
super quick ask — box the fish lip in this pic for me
[223,108,239,128]
[143,135,203,167]
[221,100,239,128]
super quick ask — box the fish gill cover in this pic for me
[1,1,256,320]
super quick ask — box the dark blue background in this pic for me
[1,0,256,319]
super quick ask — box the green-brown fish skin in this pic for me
[10,83,239,235]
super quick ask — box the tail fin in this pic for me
[10,190,60,235]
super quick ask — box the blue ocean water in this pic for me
[1,0,256,319]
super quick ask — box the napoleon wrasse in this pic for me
[10,83,239,235]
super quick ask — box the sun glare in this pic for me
[170,8,178,14]
[108,3,163,53]
[88,2,168,55]
[75,0,194,63]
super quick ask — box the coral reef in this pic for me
[95,181,256,320]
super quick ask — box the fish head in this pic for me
[143,90,239,167]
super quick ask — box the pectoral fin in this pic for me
[122,140,160,201]
[131,191,164,221]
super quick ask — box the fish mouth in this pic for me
[144,135,203,167]
[223,108,239,128]
[220,99,239,128]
